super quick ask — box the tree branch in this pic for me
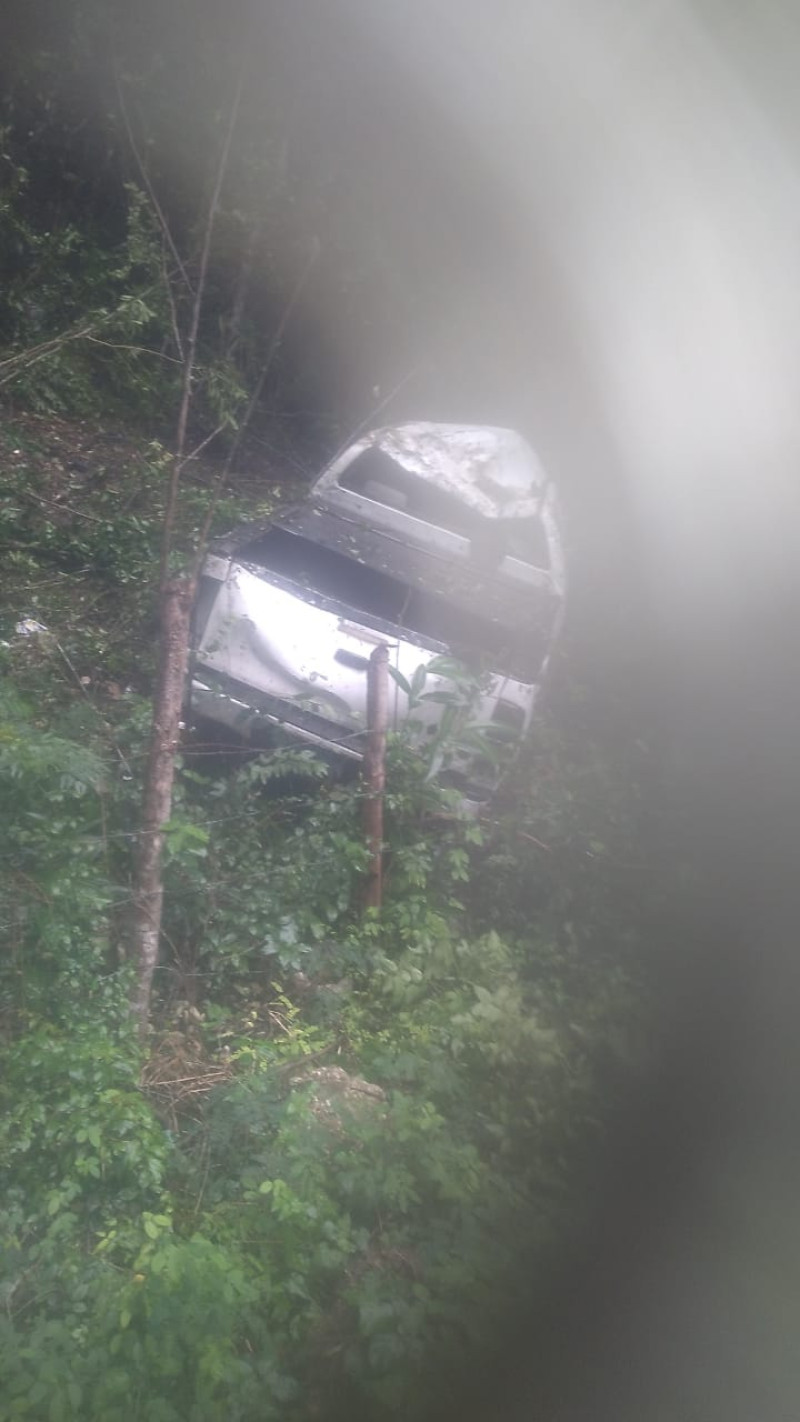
[190,234,321,573]
[132,65,247,1033]
[84,335,182,363]
[160,234,185,362]
[0,324,97,383]
[115,72,193,296]
[161,65,246,587]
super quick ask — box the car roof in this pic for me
[315,421,549,520]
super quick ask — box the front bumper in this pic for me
[189,672,365,760]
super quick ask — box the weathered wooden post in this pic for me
[362,642,389,910]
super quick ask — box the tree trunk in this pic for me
[131,576,193,1029]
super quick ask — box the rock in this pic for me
[289,1064,386,1129]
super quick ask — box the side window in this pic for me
[340,448,479,535]
[340,449,429,517]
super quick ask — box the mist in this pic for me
[284,4,800,1415]
[4,0,800,1416]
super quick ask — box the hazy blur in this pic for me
[284,3,800,1415]
[5,0,800,1415]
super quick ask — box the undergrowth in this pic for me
[0,659,649,1421]
[0,19,661,1416]
[0,407,652,1421]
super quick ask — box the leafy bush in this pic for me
[0,589,649,1421]
[0,1029,167,1218]
[0,157,177,421]
[0,1215,280,1422]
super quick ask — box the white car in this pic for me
[190,423,565,797]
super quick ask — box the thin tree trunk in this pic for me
[130,71,244,1031]
[362,643,389,911]
[191,235,321,568]
[130,579,193,1024]
[220,235,320,482]
[227,218,261,359]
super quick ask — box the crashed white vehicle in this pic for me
[190,423,565,797]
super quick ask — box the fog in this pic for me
[6,0,800,1414]
[303,3,800,1416]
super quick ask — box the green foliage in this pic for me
[0,9,659,1416]
[0,404,651,1422]
[1,40,317,447]
[0,1213,280,1422]
[0,163,177,420]
[158,752,364,991]
[0,1028,166,1217]
[0,678,120,1026]
[468,706,661,955]
[390,653,520,787]
[0,681,103,792]
[190,1074,504,1409]
[0,664,649,1419]
[0,413,253,692]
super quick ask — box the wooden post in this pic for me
[362,642,389,910]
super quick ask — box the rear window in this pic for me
[338,447,550,570]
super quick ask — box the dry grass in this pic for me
[140,1027,233,1130]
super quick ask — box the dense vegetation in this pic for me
[1,6,659,1419]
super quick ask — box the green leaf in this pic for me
[419,690,457,706]
[387,665,412,697]
[410,664,427,701]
